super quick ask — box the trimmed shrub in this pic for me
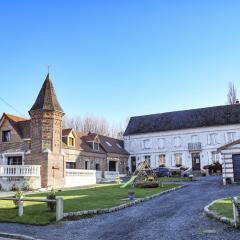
[135,181,159,188]
[47,189,56,212]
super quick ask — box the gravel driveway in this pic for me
[0,177,240,240]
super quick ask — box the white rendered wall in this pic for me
[64,169,96,187]
[124,124,240,170]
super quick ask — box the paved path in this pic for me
[1,177,240,240]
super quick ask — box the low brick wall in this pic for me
[64,185,185,219]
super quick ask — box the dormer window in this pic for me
[2,130,11,142]
[88,141,99,151]
[68,137,75,147]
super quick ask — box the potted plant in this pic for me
[128,189,135,201]
[47,189,56,212]
[13,189,24,208]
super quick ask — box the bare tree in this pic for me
[227,82,237,105]
[64,115,130,139]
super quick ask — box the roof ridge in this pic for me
[130,104,236,119]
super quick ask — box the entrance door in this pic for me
[192,152,201,170]
[233,154,240,182]
[131,156,136,172]
[109,161,116,171]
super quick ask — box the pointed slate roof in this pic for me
[124,104,240,136]
[30,73,63,112]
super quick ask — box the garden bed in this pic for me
[159,177,192,182]
[0,184,181,225]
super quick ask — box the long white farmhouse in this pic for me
[123,104,240,173]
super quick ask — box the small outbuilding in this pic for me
[218,139,240,185]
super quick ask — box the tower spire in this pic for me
[29,73,64,113]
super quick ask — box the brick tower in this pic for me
[27,73,65,188]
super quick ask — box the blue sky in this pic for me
[0,0,240,124]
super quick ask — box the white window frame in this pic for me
[143,139,151,149]
[174,137,181,147]
[191,135,199,143]
[226,132,236,143]
[175,153,182,166]
[159,154,166,166]
[158,138,165,149]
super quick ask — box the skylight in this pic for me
[116,143,122,149]
[106,141,112,147]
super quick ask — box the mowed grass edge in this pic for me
[0,184,181,225]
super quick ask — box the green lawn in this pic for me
[209,199,233,219]
[159,176,192,182]
[0,184,180,225]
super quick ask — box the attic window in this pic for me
[88,141,99,151]
[116,143,122,149]
[106,141,112,147]
[2,130,11,142]
[68,137,75,147]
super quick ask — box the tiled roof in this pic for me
[30,73,63,112]
[62,128,73,136]
[2,113,30,139]
[1,113,129,156]
[124,104,240,136]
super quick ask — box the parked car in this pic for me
[153,167,170,177]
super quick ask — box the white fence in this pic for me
[0,165,41,177]
[65,169,97,187]
[103,171,119,181]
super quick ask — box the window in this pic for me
[66,162,76,169]
[2,130,11,142]
[106,141,112,147]
[94,142,99,150]
[68,137,75,147]
[88,141,99,151]
[191,135,199,143]
[7,156,22,165]
[159,154,166,166]
[145,155,151,164]
[208,133,217,145]
[85,161,89,170]
[143,139,151,149]
[174,137,181,147]
[211,151,219,163]
[158,138,165,149]
[175,153,182,166]
[95,163,100,170]
[226,132,236,143]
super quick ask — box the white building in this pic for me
[124,104,240,172]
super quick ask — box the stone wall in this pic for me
[0,118,30,155]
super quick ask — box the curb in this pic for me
[203,199,235,227]
[0,232,41,240]
[64,185,186,219]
